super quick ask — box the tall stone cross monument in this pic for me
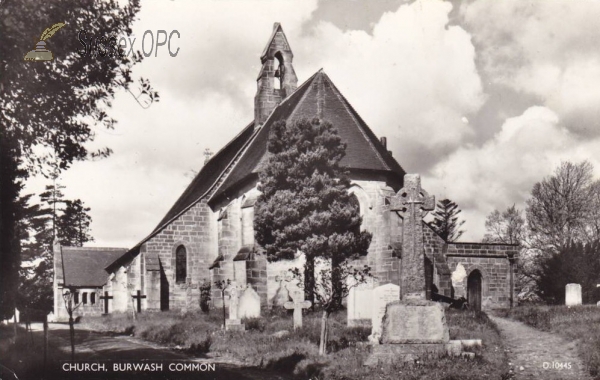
[365,174,452,366]
[390,174,435,300]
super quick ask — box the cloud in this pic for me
[461,0,600,138]
[296,0,485,172]
[427,106,600,241]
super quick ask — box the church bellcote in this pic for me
[254,23,298,125]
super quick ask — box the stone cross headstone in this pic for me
[390,174,435,300]
[284,290,311,329]
[565,283,582,306]
[368,283,400,343]
[225,283,245,331]
[238,286,261,319]
[227,283,242,320]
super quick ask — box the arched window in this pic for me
[274,52,284,90]
[175,245,187,283]
[82,292,88,305]
[91,292,96,305]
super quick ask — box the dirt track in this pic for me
[489,315,591,380]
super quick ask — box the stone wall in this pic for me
[142,198,217,311]
[350,181,400,288]
[422,225,452,297]
[445,242,518,309]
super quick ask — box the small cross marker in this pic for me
[132,290,147,313]
[99,291,113,314]
[284,290,312,329]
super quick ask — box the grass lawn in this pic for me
[80,307,510,379]
[497,305,600,378]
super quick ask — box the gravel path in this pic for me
[489,314,591,379]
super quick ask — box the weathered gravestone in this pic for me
[565,283,582,306]
[365,174,461,365]
[47,311,56,323]
[271,272,291,308]
[347,279,374,327]
[225,282,245,331]
[238,285,261,319]
[284,289,311,330]
[367,283,399,343]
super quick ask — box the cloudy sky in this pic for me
[25,0,600,246]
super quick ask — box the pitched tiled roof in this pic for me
[143,121,256,240]
[131,69,407,250]
[60,247,127,287]
[209,70,406,203]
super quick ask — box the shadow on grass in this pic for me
[265,352,305,372]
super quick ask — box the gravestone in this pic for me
[451,263,467,298]
[271,272,291,308]
[225,282,245,331]
[565,283,582,306]
[365,174,460,365]
[47,311,56,323]
[368,283,400,343]
[238,286,261,319]
[347,280,374,327]
[284,289,311,329]
[381,300,449,344]
[14,308,20,323]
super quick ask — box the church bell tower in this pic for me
[254,23,298,125]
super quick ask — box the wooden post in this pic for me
[43,316,48,369]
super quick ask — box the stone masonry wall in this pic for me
[422,225,452,297]
[351,180,400,288]
[445,243,518,309]
[210,198,242,308]
[142,198,217,311]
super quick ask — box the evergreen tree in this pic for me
[58,200,93,247]
[255,118,372,307]
[535,240,600,304]
[429,199,466,242]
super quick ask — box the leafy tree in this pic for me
[58,199,93,247]
[255,118,372,307]
[429,199,465,242]
[483,205,525,245]
[0,0,150,318]
[527,161,595,252]
[482,205,538,302]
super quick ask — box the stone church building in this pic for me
[53,24,518,321]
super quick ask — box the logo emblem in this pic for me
[24,22,65,61]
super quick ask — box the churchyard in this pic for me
[78,307,508,380]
